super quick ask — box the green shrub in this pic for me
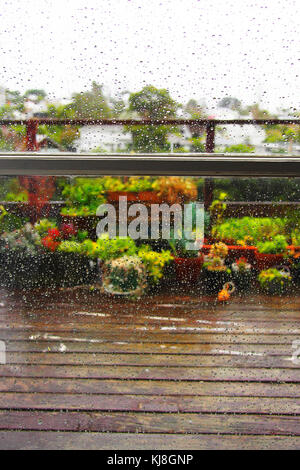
[34,218,58,237]
[257,235,288,254]
[258,268,292,294]
[212,217,287,246]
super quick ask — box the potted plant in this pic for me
[258,267,292,295]
[60,178,107,239]
[58,235,173,289]
[168,230,204,283]
[101,255,147,298]
[231,256,253,291]
[211,217,286,254]
[200,242,231,293]
[106,177,161,204]
[255,235,288,270]
[152,177,197,204]
[137,245,173,287]
[285,245,300,283]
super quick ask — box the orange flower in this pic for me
[217,288,230,302]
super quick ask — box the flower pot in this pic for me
[53,253,98,287]
[231,272,254,292]
[227,246,257,264]
[106,191,161,204]
[137,191,161,204]
[260,277,292,295]
[106,191,140,203]
[0,252,98,289]
[199,267,231,294]
[254,252,284,271]
[174,256,204,283]
[0,253,57,289]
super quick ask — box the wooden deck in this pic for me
[0,287,300,450]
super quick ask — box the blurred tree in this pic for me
[129,85,178,119]
[24,89,47,103]
[38,103,79,150]
[218,97,241,111]
[69,82,112,119]
[185,99,206,147]
[248,103,274,119]
[126,85,179,152]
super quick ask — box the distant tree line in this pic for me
[0,84,299,152]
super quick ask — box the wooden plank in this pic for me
[4,352,297,368]
[0,330,298,344]
[3,340,295,355]
[0,377,299,397]
[0,364,300,381]
[0,410,300,435]
[4,309,300,323]
[1,320,300,335]
[0,393,299,414]
[1,431,300,450]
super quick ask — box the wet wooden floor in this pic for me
[0,287,299,450]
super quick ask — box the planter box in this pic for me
[226,246,257,264]
[106,191,161,204]
[0,253,54,289]
[0,252,97,289]
[174,256,204,283]
[259,279,292,295]
[254,252,285,271]
[199,268,231,294]
[231,272,254,292]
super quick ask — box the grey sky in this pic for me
[0,0,299,112]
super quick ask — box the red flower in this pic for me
[60,223,77,240]
[47,228,61,240]
[42,235,59,252]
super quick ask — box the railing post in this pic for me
[204,122,215,240]
[25,119,39,151]
[23,120,40,223]
[205,121,215,154]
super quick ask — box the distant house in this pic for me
[36,135,65,153]
[213,108,266,152]
[76,125,131,152]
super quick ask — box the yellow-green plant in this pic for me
[210,242,228,259]
[138,246,173,283]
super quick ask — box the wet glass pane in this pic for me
[0,173,299,299]
[1,0,300,452]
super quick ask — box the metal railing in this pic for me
[0,118,299,210]
[0,118,299,152]
[1,153,300,177]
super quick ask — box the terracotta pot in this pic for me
[174,255,204,283]
[106,191,139,202]
[137,191,161,203]
[107,191,161,204]
[254,252,284,271]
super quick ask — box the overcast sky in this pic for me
[0,0,299,112]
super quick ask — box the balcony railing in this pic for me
[0,118,300,152]
[0,118,299,210]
